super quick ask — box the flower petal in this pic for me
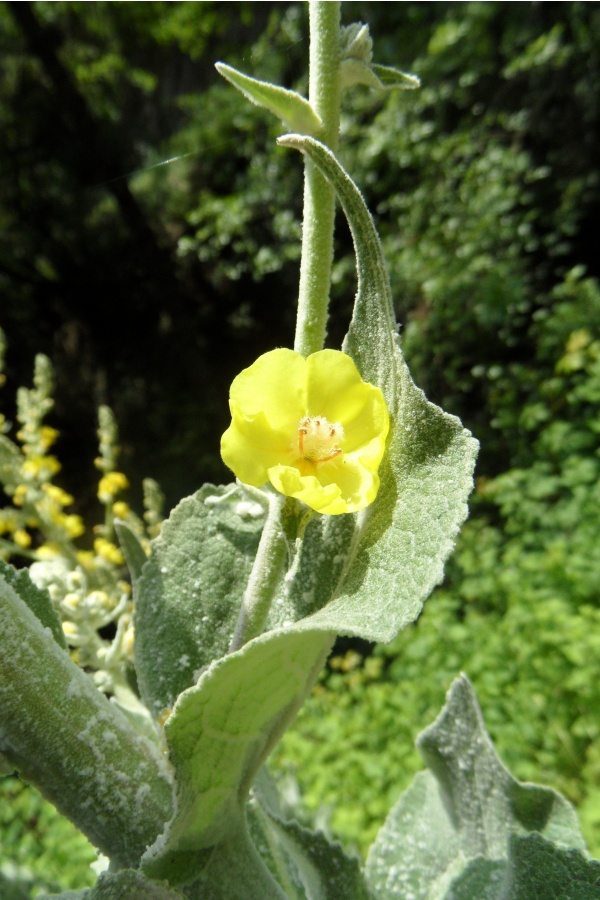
[229,348,306,434]
[220,348,390,514]
[306,350,366,422]
[268,464,348,515]
[306,351,389,453]
[221,411,289,486]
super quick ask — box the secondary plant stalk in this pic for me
[228,491,287,653]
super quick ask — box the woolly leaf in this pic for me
[248,769,371,899]
[0,571,173,869]
[134,484,265,718]
[216,63,322,135]
[0,558,66,649]
[341,59,421,91]
[366,675,588,898]
[142,629,333,885]
[114,520,147,587]
[40,869,187,899]
[276,135,479,643]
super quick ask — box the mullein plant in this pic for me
[1,4,598,897]
[0,338,163,735]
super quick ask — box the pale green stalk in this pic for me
[229,2,343,650]
[228,491,287,653]
[294,0,341,357]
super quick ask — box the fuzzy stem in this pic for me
[230,3,342,651]
[294,1,341,357]
[228,491,287,653]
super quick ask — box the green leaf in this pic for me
[134,484,265,718]
[365,675,587,898]
[504,832,600,899]
[142,629,333,885]
[341,59,421,91]
[86,869,186,899]
[114,520,147,588]
[0,558,66,649]
[371,63,421,89]
[0,434,21,486]
[183,823,288,900]
[141,135,479,889]
[0,570,173,869]
[444,833,600,899]
[276,135,479,643]
[442,856,508,899]
[41,869,187,899]
[248,770,372,900]
[216,63,322,135]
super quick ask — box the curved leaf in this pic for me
[0,558,66,649]
[142,629,333,885]
[276,135,479,643]
[216,63,322,135]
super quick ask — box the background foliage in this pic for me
[1,0,599,891]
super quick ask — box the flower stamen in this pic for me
[297,416,344,464]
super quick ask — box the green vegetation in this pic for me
[0,777,96,896]
[1,0,599,890]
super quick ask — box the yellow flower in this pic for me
[39,426,60,450]
[97,472,129,503]
[21,455,61,479]
[13,529,32,549]
[220,349,389,515]
[112,501,130,519]
[43,483,74,506]
[94,537,125,565]
[62,514,85,539]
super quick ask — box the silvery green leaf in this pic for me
[141,629,333,886]
[365,675,588,899]
[115,519,147,588]
[216,63,322,135]
[248,771,372,900]
[142,133,478,890]
[0,558,66,649]
[341,60,421,91]
[275,135,479,643]
[501,832,600,899]
[40,869,186,899]
[134,484,265,718]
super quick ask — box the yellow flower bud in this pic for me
[63,514,85,539]
[112,501,130,519]
[62,621,78,639]
[43,484,74,506]
[94,537,125,566]
[36,543,61,559]
[97,472,129,503]
[39,426,60,450]
[13,529,31,548]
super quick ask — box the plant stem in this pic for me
[294,0,341,357]
[0,576,173,868]
[228,491,287,653]
[230,4,342,652]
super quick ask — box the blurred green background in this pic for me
[1,1,599,893]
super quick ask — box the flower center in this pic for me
[297,416,344,463]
